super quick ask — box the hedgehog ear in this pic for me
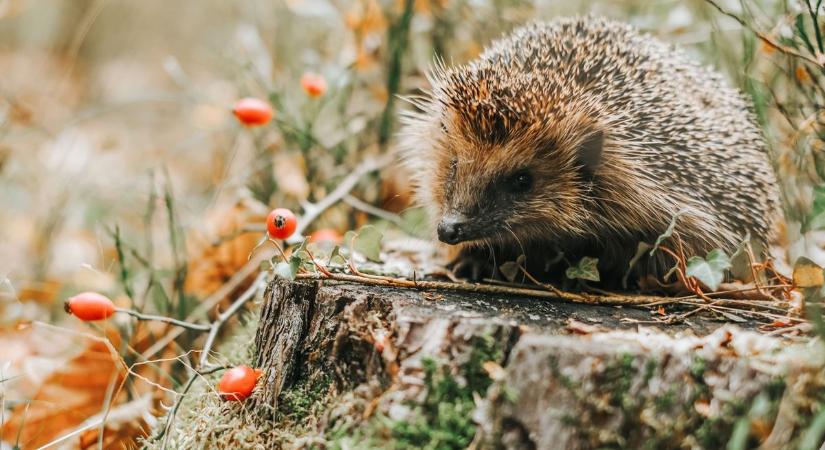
[577,129,604,179]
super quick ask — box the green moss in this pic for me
[386,357,477,449]
[651,388,674,414]
[642,357,658,384]
[277,374,333,423]
[604,353,636,408]
[690,356,707,380]
[346,333,506,450]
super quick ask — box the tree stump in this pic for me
[252,278,825,449]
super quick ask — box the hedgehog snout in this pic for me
[437,212,469,245]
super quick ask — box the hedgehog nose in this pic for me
[437,214,466,244]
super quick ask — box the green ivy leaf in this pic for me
[650,210,686,256]
[352,225,383,262]
[685,249,731,291]
[343,230,356,248]
[400,208,429,238]
[705,249,732,272]
[274,259,300,280]
[566,257,600,282]
[328,245,346,265]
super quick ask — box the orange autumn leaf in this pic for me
[79,420,148,450]
[2,337,125,449]
[185,201,262,299]
[77,396,152,450]
[17,279,61,305]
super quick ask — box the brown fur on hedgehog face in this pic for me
[426,89,606,247]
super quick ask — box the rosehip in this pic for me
[64,292,116,321]
[218,365,262,401]
[300,72,327,98]
[309,228,343,244]
[266,208,297,240]
[232,98,273,126]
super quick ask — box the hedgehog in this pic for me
[398,17,780,286]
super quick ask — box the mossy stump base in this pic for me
[251,279,825,449]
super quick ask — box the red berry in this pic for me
[64,292,116,321]
[309,228,342,244]
[300,72,327,98]
[232,98,273,126]
[266,208,297,240]
[218,365,262,401]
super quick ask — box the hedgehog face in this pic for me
[398,60,608,248]
[430,109,604,246]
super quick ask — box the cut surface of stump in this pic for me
[250,278,825,449]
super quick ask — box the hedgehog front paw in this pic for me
[447,247,494,282]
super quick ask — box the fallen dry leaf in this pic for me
[2,334,125,449]
[792,257,824,288]
[185,200,261,299]
[77,395,152,450]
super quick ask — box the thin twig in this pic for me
[516,264,569,298]
[293,268,793,314]
[705,303,803,323]
[744,241,766,295]
[305,248,333,277]
[115,308,211,332]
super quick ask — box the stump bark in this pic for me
[252,278,825,449]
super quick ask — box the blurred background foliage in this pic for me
[1,0,825,447]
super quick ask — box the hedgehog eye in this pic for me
[505,170,533,193]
